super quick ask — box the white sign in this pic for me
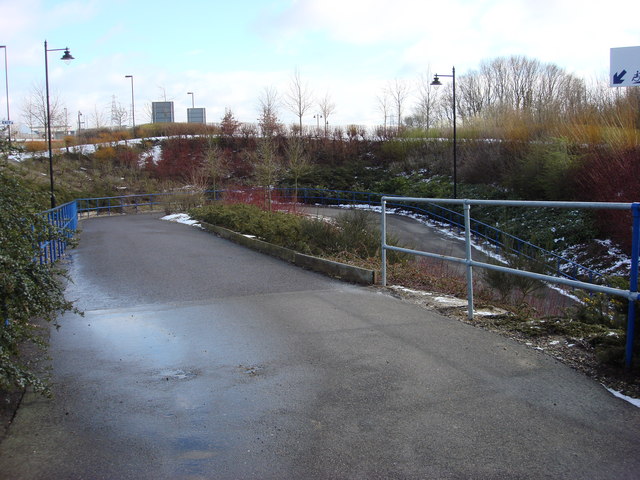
[610,46,640,87]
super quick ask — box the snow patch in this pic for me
[605,386,640,408]
[161,213,202,229]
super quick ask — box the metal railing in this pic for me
[76,192,176,216]
[38,200,78,264]
[380,197,640,368]
[273,187,605,283]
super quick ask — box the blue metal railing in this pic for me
[38,200,78,265]
[76,192,176,216]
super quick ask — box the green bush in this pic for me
[0,165,78,395]
[189,203,406,263]
[190,203,305,251]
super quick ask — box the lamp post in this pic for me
[187,91,194,108]
[45,40,74,209]
[431,66,457,198]
[77,111,82,133]
[125,75,135,137]
[0,46,10,147]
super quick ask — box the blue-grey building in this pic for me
[152,102,174,123]
[187,107,206,124]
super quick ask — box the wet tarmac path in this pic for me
[1,213,639,479]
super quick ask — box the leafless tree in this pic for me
[318,92,336,136]
[258,86,282,138]
[91,104,107,129]
[387,79,411,129]
[453,72,477,121]
[203,136,227,193]
[376,91,391,133]
[252,137,282,210]
[507,55,541,110]
[284,69,313,135]
[285,136,310,199]
[22,84,65,137]
[452,56,590,128]
[413,72,438,129]
[110,96,128,128]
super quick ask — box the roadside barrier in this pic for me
[38,200,77,264]
[380,197,640,368]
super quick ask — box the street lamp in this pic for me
[77,111,82,133]
[0,46,10,147]
[431,66,457,198]
[45,40,74,209]
[187,91,194,108]
[125,75,135,136]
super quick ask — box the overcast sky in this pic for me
[1,0,638,130]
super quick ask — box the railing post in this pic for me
[381,198,387,287]
[464,201,474,320]
[625,203,640,369]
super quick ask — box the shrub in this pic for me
[574,146,640,251]
[189,202,406,263]
[0,165,78,395]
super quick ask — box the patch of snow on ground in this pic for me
[434,296,468,306]
[605,386,640,408]
[389,285,432,296]
[8,136,169,163]
[161,213,202,229]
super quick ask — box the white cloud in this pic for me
[3,0,640,130]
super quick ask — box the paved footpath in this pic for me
[1,213,639,479]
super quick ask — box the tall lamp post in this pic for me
[0,46,10,147]
[125,75,135,137]
[187,91,194,108]
[431,66,457,198]
[45,40,74,209]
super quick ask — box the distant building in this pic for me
[152,102,174,123]
[187,108,206,124]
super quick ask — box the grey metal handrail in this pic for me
[380,197,640,368]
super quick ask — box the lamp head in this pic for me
[430,74,442,87]
[60,48,74,64]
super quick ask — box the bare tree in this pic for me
[508,55,541,110]
[318,92,336,136]
[22,84,65,137]
[376,91,391,133]
[258,86,282,138]
[252,137,282,210]
[284,68,313,135]
[203,136,227,193]
[457,72,488,121]
[285,136,310,200]
[110,95,128,128]
[91,104,106,129]
[413,72,438,129]
[387,79,411,129]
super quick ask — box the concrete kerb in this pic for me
[199,221,376,285]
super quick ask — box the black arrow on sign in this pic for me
[613,70,627,84]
